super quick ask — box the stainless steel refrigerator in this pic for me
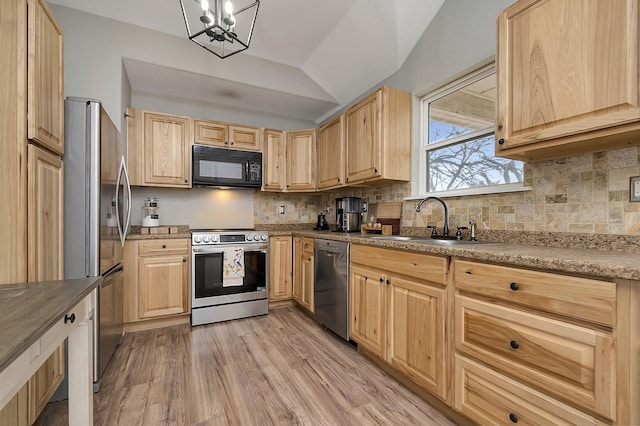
[60,97,131,394]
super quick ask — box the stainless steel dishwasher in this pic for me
[314,239,350,340]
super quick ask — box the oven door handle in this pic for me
[192,246,268,254]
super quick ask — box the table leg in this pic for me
[67,301,93,425]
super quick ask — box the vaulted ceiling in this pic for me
[48,0,445,122]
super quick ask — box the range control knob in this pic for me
[260,234,268,241]
[203,235,211,243]
[254,234,261,241]
[246,234,253,242]
[194,235,202,243]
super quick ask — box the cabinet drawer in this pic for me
[455,295,615,420]
[454,260,616,327]
[137,239,189,256]
[351,245,447,286]
[454,355,608,426]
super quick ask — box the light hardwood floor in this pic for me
[35,307,456,425]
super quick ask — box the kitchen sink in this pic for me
[369,235,498,245]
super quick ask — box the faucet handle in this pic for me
[426,225,438,237]
[455,226,469,240]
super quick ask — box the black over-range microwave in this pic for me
[192,145,262,188]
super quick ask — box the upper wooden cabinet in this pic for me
[317,114,345,190]
[285,129,316,192]
[345,86,411,185]
[262,129,285,191]
[27,0,64,155]
[496,0,640,161]
[194,119,261,151]
[127,108,192,188]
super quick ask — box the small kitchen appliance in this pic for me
[335,197,363,232]
[315,210,329,230]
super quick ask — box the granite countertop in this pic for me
[266,228,640,281]
[0,277,101,373]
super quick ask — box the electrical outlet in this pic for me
[279,205,285,214]
[631,176,640,202]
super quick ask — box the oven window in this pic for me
[199,160,243,179]
[194,250,266,298]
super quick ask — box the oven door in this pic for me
[192,243,268,308]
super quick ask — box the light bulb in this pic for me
[201,0,209,11]
[225,0,233,14]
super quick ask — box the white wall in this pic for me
[130,187,255,230]
[50,5,327,132]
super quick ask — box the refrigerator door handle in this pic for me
[115,156,132,247]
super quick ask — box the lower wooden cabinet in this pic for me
[293,237,314,311]
[454,355,606,426]
[268,236,292,301]
[123,239,190,327]
[0,385,28,426]
[350,245,449,400]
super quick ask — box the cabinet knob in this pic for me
[230,141,234,145]
[379,277,384,283]
[162,244,167,249]
[386,279,390,285]
[374,168,378,173]
[224,141,229,145]
[509,340,519,350]
[509,413,518,423]
[337,178,340,182]
[498,138,505,145]
[498,124,503,130]
[184,179,188,183]
[510,282,519,291]
[64,313,76,324]
[465,269,472,274]
[183,257,187,262]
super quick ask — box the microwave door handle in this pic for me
[245,162,249,182]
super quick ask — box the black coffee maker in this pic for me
[315,210,329,230]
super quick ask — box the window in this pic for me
[419,62,524,196]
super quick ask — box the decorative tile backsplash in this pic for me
[254,146,640,236]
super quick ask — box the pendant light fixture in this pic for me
[179,0,260,59]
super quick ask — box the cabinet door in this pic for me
[387,276,447,399]
[285,129,316,192]
[229,125,261,151]
[27,0,63,155]
[143,112,191,187]
[349,265,386,358]
[292,237,302,303]
[138,255,189,318]
[496,0,640,160]
[301,252,314,313]
[268,236,292,301]
[27,144,63,282]
[0,384,28,426]
[26,144,64,424]
[263,129,285,191]
[345,91,381,184]
[194,119,228,147]
[317,115,345,190]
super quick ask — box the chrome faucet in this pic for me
[415,196,449,237]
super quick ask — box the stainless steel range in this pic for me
[191,229,269,326]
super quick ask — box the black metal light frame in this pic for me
[179,0,260,59]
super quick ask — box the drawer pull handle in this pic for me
[162,244,167,249]
[64,313,76,324]
[509,413,518,423]
[510,282,519,291]
[510,340,519,350]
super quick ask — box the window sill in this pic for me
[406,183,531,200]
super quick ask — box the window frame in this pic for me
[416,62,528,198]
